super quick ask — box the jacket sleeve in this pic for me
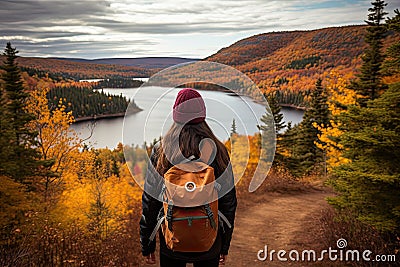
[140,192,162,256]
[139,146,163,256]
[218,164,237,255]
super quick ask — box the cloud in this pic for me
[0,0,110,22]
[0,0,391,58]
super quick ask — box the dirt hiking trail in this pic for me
[141,190,332,267]
[228,191,332,266]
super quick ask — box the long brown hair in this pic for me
[156,121,229,176]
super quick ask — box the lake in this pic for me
[71,87,304,148]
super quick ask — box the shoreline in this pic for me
[73,108,142,123]
[280,103,308,111]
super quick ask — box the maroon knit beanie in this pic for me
[173,88,206,124]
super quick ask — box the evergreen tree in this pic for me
[260,93,286,165]
[265,93,285,135]
[351,0,388,106]
[313,80,328,117]
[290,117,316,176]
[0,42,39,181]
[309,78,330,144]
[256,107,274,165]
[0,69,14,176]
[383,9,400,76]
[281,79,330,176]
[230,118,237,136]
[329,83,400,234]
[279,122,300,171]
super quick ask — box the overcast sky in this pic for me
[0,0,398,59]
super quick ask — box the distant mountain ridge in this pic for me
[11,56,198,80]
[51,57,199,69]
[12,56,153,80]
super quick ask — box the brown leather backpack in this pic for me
[149,160,232,252]
[163,161,218,252]
[149,160,218,252]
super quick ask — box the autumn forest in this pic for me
[1,0,400,266]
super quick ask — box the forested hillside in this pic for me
[206,25,400,93]
[48,86,140,121]
[21,76,141,121]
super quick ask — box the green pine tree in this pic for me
[290,121,315,176]
[230,118,237,136]
[329,82,400,234]
[308,79,330,148]
[0,72,14,177]
[280,122,310,174]
[351,0,388,106]
[265,93,285,135]
[383,9,400,75]
[0,42,40,182]
[260,93,286,165]
[281,79,330,176]
[257,105,275,166]
[301,79,329,168]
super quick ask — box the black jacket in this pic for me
[139,145,237,261]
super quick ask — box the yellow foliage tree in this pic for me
[56,150,141,237]
[227,134,262,186]
[314,71,357,170]
[26,81,81,206]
